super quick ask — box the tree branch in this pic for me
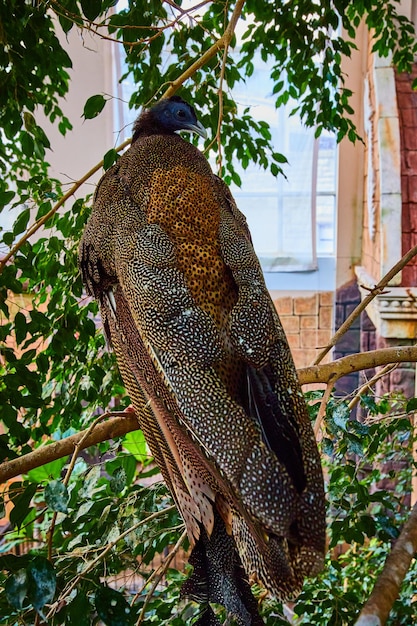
[2,347,417,484]
[0,1,246,272]
[0,140,130,274]
[298,346,417,386]
[354,502,417,626]
[163,0,245,98]
[0,411,139,484]
[313,245,417,365]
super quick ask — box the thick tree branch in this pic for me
[354,502,417,626]
[0,411,139,484]
[1,347,416,484]
[298,346,417,386]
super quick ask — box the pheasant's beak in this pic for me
[189,121,207,139]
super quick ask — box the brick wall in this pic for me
[333,280,416,403]
[375,335,416,399]
[273,292,334,369]
[333,280,361,397]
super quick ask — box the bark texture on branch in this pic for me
[0,413,139,484]
[298,346,417,386]
[354,503,417,626]
[1,346,417,484]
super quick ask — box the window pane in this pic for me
[317,195,336,255]
[113,46,337,270]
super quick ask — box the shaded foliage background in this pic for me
[1,0,417,623]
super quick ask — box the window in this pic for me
[229,54,337,272]
[114,50,337,280]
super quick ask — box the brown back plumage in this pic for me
[79,96,325,625]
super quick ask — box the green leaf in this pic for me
[65,590,91,625]
[83,94,107,119]
[81,0,103,21]
[110,467,127,494]
[5,569,28,610]
[122,430,149,462]
[321,437,334,456]
[14,311,27,345]
[272,151,288,163]
[27,456,68,484]
[13,208,30,236]
[0,190,15,208]
[331,403,350,431]
[9,483,37,529]
[95,586,133,626]
[103,148,120,170]
[23,111,37,133]
[2,231,14,246]
[406,397,417,413]
[59,11,75,33]
[27,557,56,611]
[81,464,102,498]
[44,480,69,513]
[21,131,35,157]
[270,162,280,177]
[36,352,50,374]
[347,433,364,456]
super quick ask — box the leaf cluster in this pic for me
[0,445,194,625]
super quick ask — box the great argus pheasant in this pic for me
[79,96,325,625]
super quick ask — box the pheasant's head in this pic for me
[132,96,207,142]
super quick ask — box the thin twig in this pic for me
[46,413,112,561]
[313,377,337,439]
[313,245,417,365]
[135,529,188,626]
[0,139,130,274]
[348,363,398,411]
[46,505,177,618]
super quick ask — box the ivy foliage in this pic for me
[1,0,417,624]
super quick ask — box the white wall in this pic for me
[40,24,116,195]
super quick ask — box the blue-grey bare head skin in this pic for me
[132,96,207,142]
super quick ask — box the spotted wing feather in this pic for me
[79,117,325,616]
